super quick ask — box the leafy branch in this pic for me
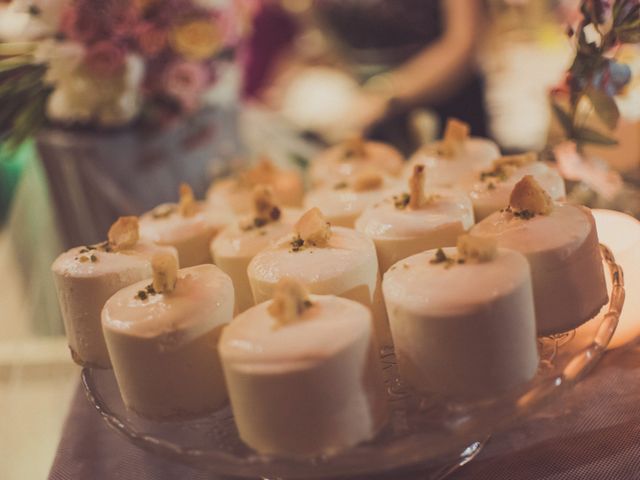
[552,0,638,149]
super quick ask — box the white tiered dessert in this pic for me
[52,217,177,368]
[355,165,475,272]
[139,184,232,267]
[304,169,400,228]
[383,235,539,398]
[220,278,388,457]
[248,208,391,345]
[207,157,304,214]
[102,254,234,419]
[211,186,301,313]
[470,176,608,334]
[405,118,500,188]
[469,152,566,221]
[309,137,404,187]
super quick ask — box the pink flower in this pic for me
[162,60,209,111]
[60,4,106,43]
[135,22,168,57]
[108,2,140,40]
[84,41,126,77]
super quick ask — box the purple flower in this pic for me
[591,59,632,96]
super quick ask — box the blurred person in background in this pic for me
[244,0,489,153]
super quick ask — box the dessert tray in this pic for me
[82,245,624,479]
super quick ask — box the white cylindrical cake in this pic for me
[355,166,474,273]
[52,217,177,368]
[470,176,608,334]
[383,242,539,398]
[247,208,391,345]
[139,185,232,268]
[309,138,404,187]
[405,119,499,189]
[102,262,234,419]
[304,171,401,228]
[211,190,301,313]
[207,158,304,215]
[469,154,566,221]
[220,283,388,457]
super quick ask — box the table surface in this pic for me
[48,343,640,480]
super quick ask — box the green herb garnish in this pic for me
[393,193,411,210]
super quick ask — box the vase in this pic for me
[37,107,243,248]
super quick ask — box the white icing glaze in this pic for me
[247,226,391,345]
[102,264,234,419]
[469,162,566,220]
[220,295,388,456]
[309,141,404,186]
[470,204,608,334]
[211,209,301,313]
[383,247,539,397]
[355,189,475,272]
[304,177,402,228]
[405,137,500,188]
[51,241,177,368]
[139,202,232,267]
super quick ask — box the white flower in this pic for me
[46,52,145,127]
[0,0,70,41]
[36,40,86,83]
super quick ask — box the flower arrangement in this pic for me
[552,0,639,149]
[0,0,250,148]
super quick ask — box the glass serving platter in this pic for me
[82,245,624,479]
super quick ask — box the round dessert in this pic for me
[470,176,608,335]
[52,217,177,368]
[139,184,232,268]
[220,279,388,457]
[469,153,566,221]
[309,137,404,187]
[383,237,539,398]
[404,118,500,189]
[211,186,301,313]
[207,157,304,215]
[248,208,391,346]
[355,165,475,273]
[102,257,234,419]
[304,170,401,228]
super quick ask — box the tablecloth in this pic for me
[48,344,640,480]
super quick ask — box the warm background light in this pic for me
[593,209,640,349]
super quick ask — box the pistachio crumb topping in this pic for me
[393,192,411,209]
[268,277,313,328]
[151,252,178,294]
[135,283,157,301]
[408,164,426,209]
[178,183,199,217]
[456,234,497,263]
[291,207,331,251]
[242,185,281,231]
[107,216,139,251]
[437,118,469,157]
[509,175,553,217]
[353,170,384,192]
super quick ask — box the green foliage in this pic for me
[0,54,50,152]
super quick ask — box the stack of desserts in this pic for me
[51,122,610,458]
